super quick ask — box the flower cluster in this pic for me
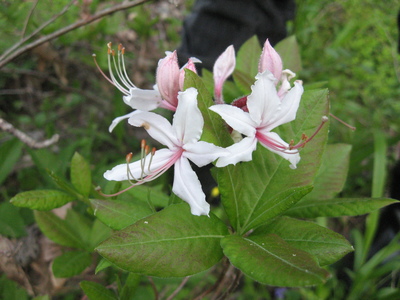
[98,40,316,216]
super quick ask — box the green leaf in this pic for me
[0,274,29,300]
[232,69,253,95]
[34,211,86,249]
[216,88,330,233]
[275,35,302,73]
[46,170,82,199]
[90,199,153,230]
[52,250,92,278]
[89,219,112,249]
[0,138,23,186]
[10,190,75,211]
[236,35,261,78]
[80,281,117,300]
[0,202,26,238]
[284,197,397,218]
[299,143,352,203]
[70,152,92,198]
[95,258,114,274]
[96,203,228,277]
[184,70,233,147]
[221,234,330,287]
[253,217,354,266]
[120,273,141,300]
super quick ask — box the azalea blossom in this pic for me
[104,87,227,216]
[94,43,199,132]
[209,71,304,169]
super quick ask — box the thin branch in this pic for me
[147,276,159,300]
[0,0,153,69]
[0,117,59,149]
[0,0,76,62]
[21,0,39,39]
[166,277,190,300]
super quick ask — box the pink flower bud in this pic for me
[156,51,180,108]
[258,39,282,83]
[179,58,198,90]
[213,45,236,104]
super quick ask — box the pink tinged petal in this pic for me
[103,148,175,181]
[213,45,235,104]
[209,104,257,136]
[258,39,283,82]
[277,69,296,99]
[156,50,180,108]
[247,71,282,126]
[267,80,303,129]
[183,141,229,167]
[215,136,257,167]
[108,110,141,133]
[173,157,210,216]
[123,87,162,111]
[128,111,179,149]
[257,131,300,169]
[172,88,203,144]
[179,58,198,90]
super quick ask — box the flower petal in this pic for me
[103,148,174,181]
[128,111,179,149]
[247,71,281,126]
[215,136,257,167]
[258,131,300,169]
[213,45,235,104]
[172,88,203,144]
[258,39,282,83]
[123,87,162,111]
[268,80,303,129]
[173,157,210,216]
[183,141,228,167]
[209,104,257,136]
[108,110,140,133]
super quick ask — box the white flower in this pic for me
[209,71,304,169]
[104,88,227,216]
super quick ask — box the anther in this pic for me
[107,42,112,49]
[118,43,123,51]
[126,152,133,163]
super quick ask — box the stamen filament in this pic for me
[329,113,356,131]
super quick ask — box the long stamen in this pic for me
[329,113,356,131]
[92,54,115,85]
[97,148,183,198]
[289,116,329,150]
[107,47,129,95]
[126,152,138,184]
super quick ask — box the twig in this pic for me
[21,0,39,39]
[148,276,159,300]
[0,0,153,69]
[0,0,76,62]
[166,277,190,300]
[0,117,59,149]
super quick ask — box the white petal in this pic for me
[128,111,179,149]
[274,80,303,127]
[173,157,210,216]
[209,104,257,136]
[103,148,174,181]
[172,88,203,144]
[259,131,301,169]
[247,71,281,126]
[215,136,257,167]
[108,110,140,133]
[123,88,162,111]
[183,141,228,167]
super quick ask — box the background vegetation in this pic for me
[0,0,399,299]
